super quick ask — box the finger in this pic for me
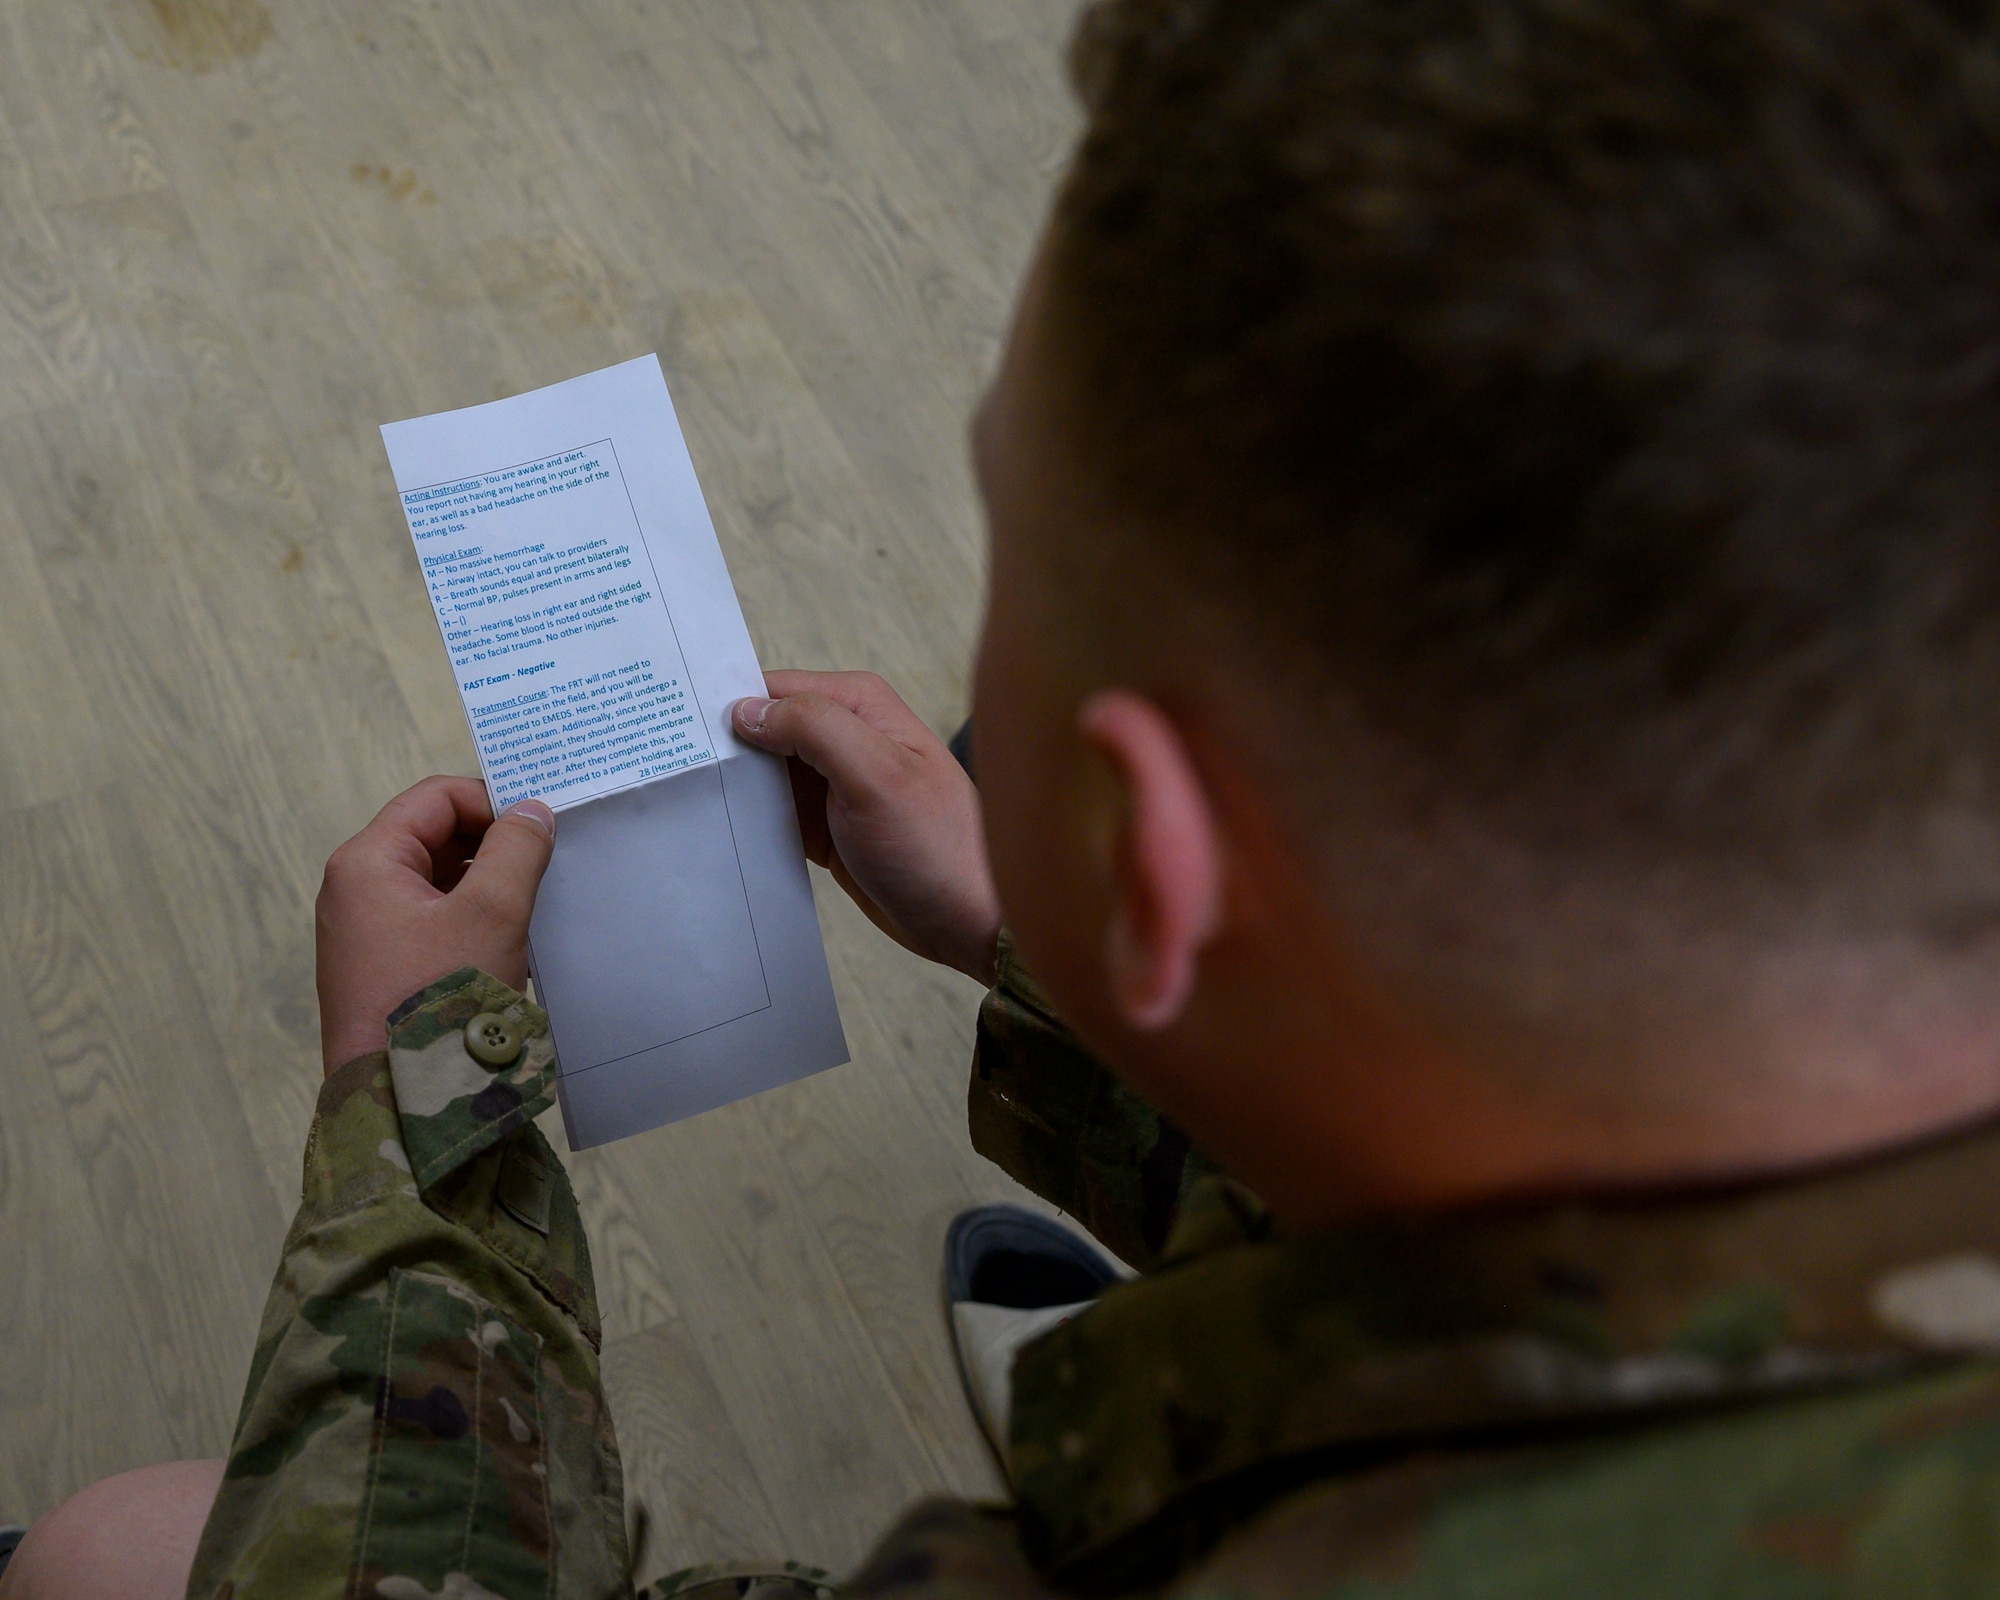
[453,800,557,928]
[734,691,905,803]
[785,754,835,867]
[365,776,496,866]
[324,775,490,895]
[824,849,910,949]
[451,800,555,931]
[429,829,482,892]
[761,670,940,745]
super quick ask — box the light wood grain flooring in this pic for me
[0,0,1083,1572]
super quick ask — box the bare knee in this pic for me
[0,1459,224,1600]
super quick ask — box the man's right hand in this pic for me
[315,776,557,1075]
[733,671,1002,985]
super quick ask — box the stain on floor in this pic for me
[118,0,273,72]
[352,164,438,206]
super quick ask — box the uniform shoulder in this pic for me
[1185,1362,2000,1598]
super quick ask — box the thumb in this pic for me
[734,692,899,803]
[456,799,557,928]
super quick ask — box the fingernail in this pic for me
[734,697,773,734]
[503,799,556,840]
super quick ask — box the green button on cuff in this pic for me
[464,1011,525,1069]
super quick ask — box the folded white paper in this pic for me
[381,355,848,1148]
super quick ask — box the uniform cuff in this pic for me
[386,967,558,1189]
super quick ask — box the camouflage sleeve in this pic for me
[185,968,630,1600]
[641,1506,1046,1600]
[966,933,1226,1270]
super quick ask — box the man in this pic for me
[14,0,2000,1592]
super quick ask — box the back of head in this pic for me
[1043,0,2000,1094]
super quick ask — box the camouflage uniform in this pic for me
[187,971,628,1600]
[194,947,2000,1600]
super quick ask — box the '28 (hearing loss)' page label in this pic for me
[401,440,716,811]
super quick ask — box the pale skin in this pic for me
[19,238,2000,1596]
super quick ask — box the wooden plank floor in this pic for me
[0,0,1083,1572]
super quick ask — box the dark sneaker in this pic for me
[944,1204,1120,1463]
[642,1560,836,1600]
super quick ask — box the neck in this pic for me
[1128,940,2000,1230]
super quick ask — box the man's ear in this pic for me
[1077,690,1224,1031]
